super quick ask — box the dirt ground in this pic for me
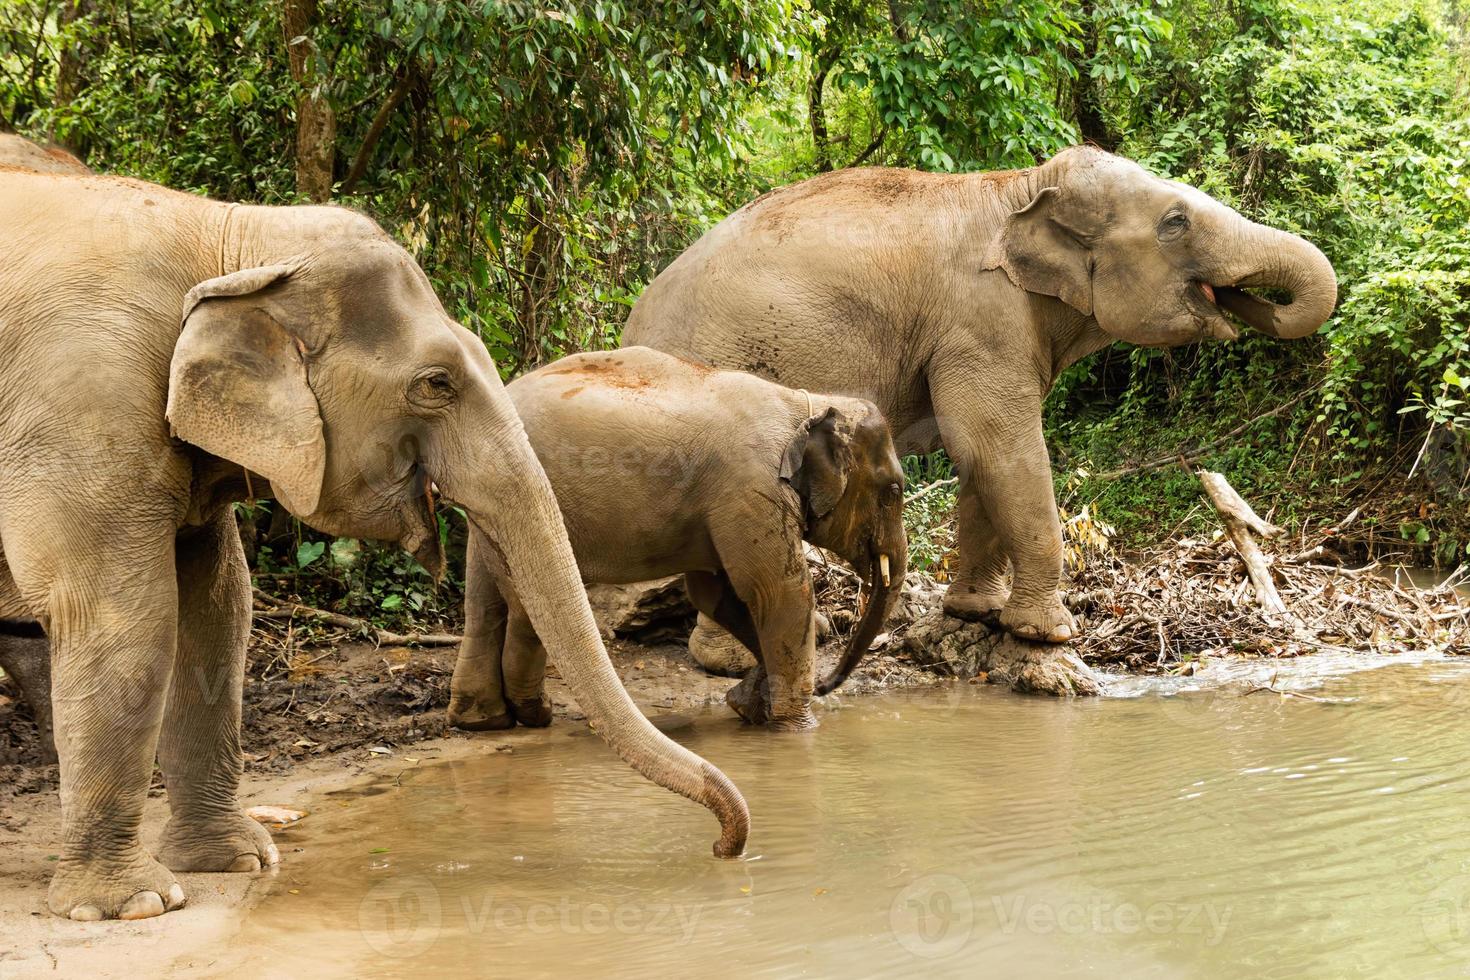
[0,626,943,976]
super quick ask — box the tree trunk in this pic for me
[283,0,336,202]
[1072,0,1114,150]
[514,165,564,369]
[808,45,840,173]
[51,0,97,156]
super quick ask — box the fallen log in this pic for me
[251,587,462,647]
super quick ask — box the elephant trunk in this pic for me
[1214,221,1337,339]
[455,426,749,858]
[815,529,907,697]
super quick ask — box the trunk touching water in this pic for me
[1216,221,1338,339]
[460,435,749,858]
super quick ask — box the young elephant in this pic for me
[448,347,908,733]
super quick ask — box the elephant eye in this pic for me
[1159,211,1191,241]
[409,368,457,408]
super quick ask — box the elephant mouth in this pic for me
[1189,281,1239,340]
[401,467,445,579]
[1193,279,1312,341]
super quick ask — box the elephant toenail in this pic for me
[69,905,104,922]
[227,854,262,872]
[265,843,281,866]
[166,883,187,910]
[119,891,165,920]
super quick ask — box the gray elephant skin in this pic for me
[625,146,1337,644]
[448,347,908,734]
[0,150,749,922]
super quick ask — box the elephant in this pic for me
[625,146,1337,644]
[0,157,748,921]
[0,132,89,174]
[448,346,908,733]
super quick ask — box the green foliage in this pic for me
[843,0,1082,169]
[5,0,1468,626]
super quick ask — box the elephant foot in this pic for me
[942,583,1008,624]
[688,615,758,677]
[509,695,553,728]
[768,709,819,732]
[900,611,1101,697]
[448,693,515,732]
[157,809,280,873]
[48,849,187,921]
[999,595,1074,643]
[724,671,772,726]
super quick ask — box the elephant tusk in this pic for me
[879,554,891,587]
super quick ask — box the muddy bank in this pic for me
[0,626,943,976]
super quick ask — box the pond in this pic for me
[214,654,1470,978]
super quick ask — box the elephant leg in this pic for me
[448,528,514,731]
[685,570,770,725]
[715,526,818,731]
[501,596,552,728]
[155,511,279,874]
[2,508,185,920]
[930,360,1073,643]
[0,630,57,765]
[941,481,1011,622]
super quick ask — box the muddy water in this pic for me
[216,657,1470,978]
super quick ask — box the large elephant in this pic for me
[448,347,908,733]
[625,146,1337,643]
[0,132,89,174]
[0,161,747,921]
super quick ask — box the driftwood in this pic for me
[1197,470,1288,617]
[251,587,462,647]
[1067,497,1470,670]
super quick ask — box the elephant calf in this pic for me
[449,347,909,732]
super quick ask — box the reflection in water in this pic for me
[216,658,1470,978]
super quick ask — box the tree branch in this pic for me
[339,63,416,196]
[849,126,887,166]
[1096,389,1316,480]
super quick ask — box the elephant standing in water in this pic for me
[448,347,908,733]
[0,157,747,921]
[626,146,1337,644]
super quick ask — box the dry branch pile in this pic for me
[1067,499,1470,671]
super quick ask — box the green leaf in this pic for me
[296,541,326,568]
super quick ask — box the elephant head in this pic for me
[984,146,1337,345]
[780,403,908,694]
[164,211,748,857]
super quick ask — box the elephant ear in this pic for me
[166,262,327,517]
[780,406,854,521]
[981,185,1095,316]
